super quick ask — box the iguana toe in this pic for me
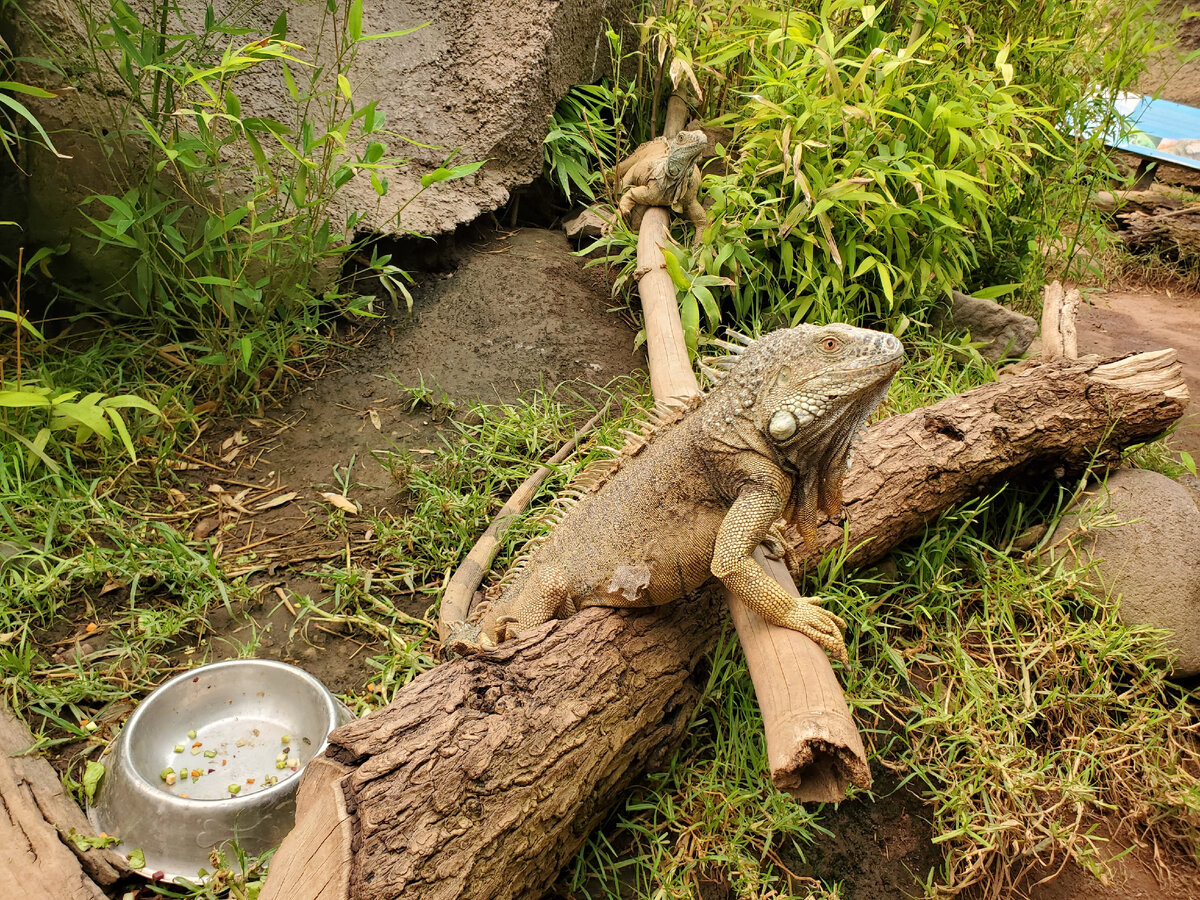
[783,599,849,664]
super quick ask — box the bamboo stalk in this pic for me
[636,94,869,800]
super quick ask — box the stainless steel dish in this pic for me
[87,659,353,883]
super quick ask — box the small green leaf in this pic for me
[680,292,699,357]
[82,761,105,802]
[348,0,363,41]
[0,389,51,408]
[127,848,146,869]
[970,283,1022,300]
[660,247,692,292]
[419,159,486,187]
[104,407,136,461]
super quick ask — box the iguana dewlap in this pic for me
[457,324,904,662]
[610,129,708,240]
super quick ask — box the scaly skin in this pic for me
[450,324,904,662]
[609,130,708,240]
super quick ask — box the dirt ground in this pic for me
[1077,286,1200,456]
[180,226,643,694]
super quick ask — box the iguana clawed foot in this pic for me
[770,597,849,664]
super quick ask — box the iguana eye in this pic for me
[820,337,842,353]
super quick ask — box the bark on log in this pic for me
[261,350,1186,900]
[264,589,726,900]
[1115,208,1200,264]
[0,706,127,899]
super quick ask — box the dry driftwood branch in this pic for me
[1041,281,1081,361]
[0,706,127,899]
[632,94,870,800]
[1090,185,1192,216]
[261,347,1186,900]
[437,399,613,640]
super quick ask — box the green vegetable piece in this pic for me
[174,744,185,753]
[127,848,146,869]
[204,749,217,758]
[228,784,241,795]
[82,760,105,802]
[187,729,197,739]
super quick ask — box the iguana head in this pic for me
[703,323,904,545]
[662,129,707,185]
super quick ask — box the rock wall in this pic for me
[2,0,632,278]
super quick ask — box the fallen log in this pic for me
[1115,208,1200,264]
[260,349,1187,900]
[0,706,127,899]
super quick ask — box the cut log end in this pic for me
[772,739,873,803]
[1090,348,1189,401]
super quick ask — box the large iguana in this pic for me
[448,323,904,662]
[608,129,708,240]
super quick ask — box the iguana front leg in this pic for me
[617,184,662,226]
[711,473,849,662]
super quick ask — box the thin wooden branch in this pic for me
[635,93,868,800]
[437,399,613,641]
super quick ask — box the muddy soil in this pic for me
[176,226,644,693]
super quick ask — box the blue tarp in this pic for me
[1102,93,1200,171]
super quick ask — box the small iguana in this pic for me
[608,129,708,240]
[448,323,904,662]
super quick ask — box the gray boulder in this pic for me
[934,290,1039,362]
[2,0,632,280]
[1045,467,1200,677]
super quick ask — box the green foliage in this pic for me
[543,27,640,203]
[65,0,476,404]
[544,82,624,202]
[583,0,1158,336]
[0,310,162,470]
[685,0,1156,328]
[0,0,70,203]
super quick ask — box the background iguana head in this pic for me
[657,130,707,198]
[702,323,905,544]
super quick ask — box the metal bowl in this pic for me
[88,659,352,883]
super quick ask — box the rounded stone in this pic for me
[1046,468,1200,677]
